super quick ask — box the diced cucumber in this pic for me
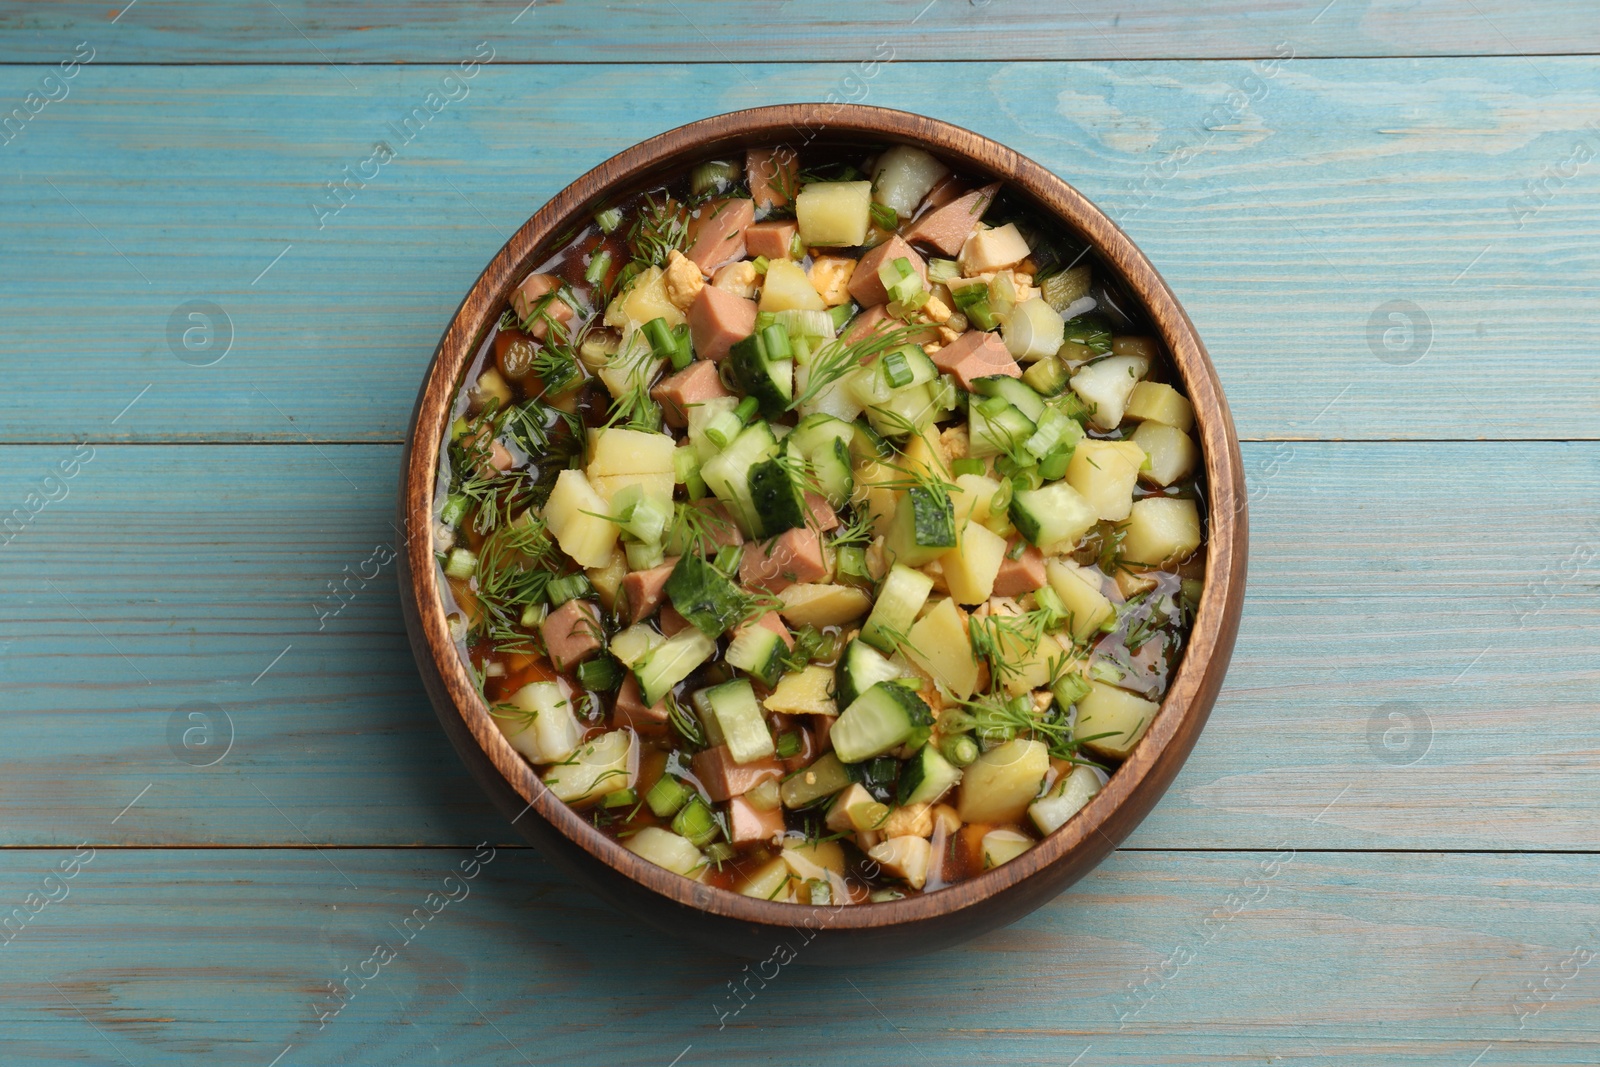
[968,399,1036,459]
[542,729,636,806]
[725,623,788,688]
[973,375,1046,421]
[624,826,706,876]
[632,626,716,706]
[700,679,775,764]
[865,382,938,438]
[1009,480,1098,554]
[609,623,664,667]
[780,752,853,809]
[831,681,933,763]
[645,774,694,818]
[747,451,807,537]
[809,436,854,507]
[885,485,957,567]
[849,418,895,463]
[835,638,904,709]
[1028,764,1105,835]
[1022,355,1070,396]
[700,420,778,534]
[664,553,749,638]
[897,743,962,806]
[788,412,855,456]
[727,326,795,418]
[860,564,934,653]
[687,395,740,461]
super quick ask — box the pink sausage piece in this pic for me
[930,330,1021,391]
[652,360,731,428]
[692,746,785,802]
[685,197,756,274]
[541,599,603,672]
[903,182,1000,256]
[745,220,798,260]
[509,273,574,340]
[992,543,1048,598]
[848,235,928,308]
[746,146,798,211]
[687,284,758,364]
[612,674,670,733]
[739,528,828,593]
[618,558,679,624]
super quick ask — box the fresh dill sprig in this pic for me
[666,693,706,749]
[627,193,687,268]
[666,500,734,556]
[829,508,875,550]
[788,324,923,412]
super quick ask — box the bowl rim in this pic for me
[402,103,1246,930]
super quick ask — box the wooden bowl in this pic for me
[399,104,1247,963]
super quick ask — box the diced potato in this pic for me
[795,180,872,248]
[777,583,873,627]
[585,548,628,611]
[597,339,665,401]
[1045,559,1116,643]
[976,597,1068,697]
[498,681,583,764]
[782,838,847,877]
[826,783,886,833]
[1130,421,1198,487]
[959,223,1031,275]
[950,472,1003,525]
[957,738,1049,824]
[609,623,664,667]
[1029,764,1105,835]
[627,827,707,878]
[763,664,838,715]
[1125,380,1194,432]
[1066,439,1145,522]
[542,469,621,568]
[981,828,1033,869]
[899,428,948,482]
[1075,680,1159,759]
[868,835,933,890]
[588,428,677,478]
[807,255,856,306]
[543,729,638,805]
[604,265,684,329]
[905,597,980,699]
[759,258,826,313]
[1003,298,1066,361]
[1070,354,1150,431]
[1119,497,1202,565]
[882,802,935,838]
[591,471,675,510]
[872,146,950,217]
[940,518,1007,605]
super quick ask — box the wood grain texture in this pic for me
[1,443,1593,850]
[1,60,1598,443]
[0,848,1594,1063]
[1,1,1597,62]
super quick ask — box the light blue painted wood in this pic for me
[1,1,1595,62]
[0,848,1593,1064]
[0,60,1597,442]
[0,443,1594,849]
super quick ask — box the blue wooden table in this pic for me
[2,2,1598,1062]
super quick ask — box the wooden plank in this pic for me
[3,1,1597,62]
[1,60,1598,442]
[0,848,1594,1063]
[0,442,1594,849]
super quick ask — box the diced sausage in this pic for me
[739,527,828,592]
[745,220,798,260]
[691,745,785,801]
[903,182,1000,255]
[803,492,839,532]
[541,599,603,671]
[612,673,669,733]
[685,197,756,274]
[848,235,928,308]
[658,604,691,638]
[992,543,1048,598]
[746,146,798,211]
[686,283,757,363]
[920,174,964,210]
[651,360,731,428]
[727,795,786,844]
[844,303,939,346]
[929,329,1021,391]
[509,273,574,340]
[619,557,679,623]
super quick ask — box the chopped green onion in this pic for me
[642,317,677,361]
[965,299,999,331]
[673,446,700,486]
[545,572,593,606]
[1025,407,1073,461]
[1052,671,1093,708]
[703,406,744,448]
[868,201,898,231]
[671,796,720,847]
[807,878,833,906]
[881,348,914,390]
[594,207,624,233]
[828,302,857,333]
[704,841,738,864]
[941,733,981,766]
[645,775,693,818]
[600,786,637,809]
[439,493,469,526]
[584,250,612,286]
[1007,538,1028,561]
[691,159,741,196]
[1037,446,1073,481]
[929,373,959,412]
[734,396,760,423]
[950,280,987,310]
[870,888,907,903]
[518,603,547,629]
[774,308,836,340]
[713,543,743,576]
[751,255,770,275]
[775,731,803,759]
[834,545,871,588]
[951,457,986,478]
[759,323,792,360]
[624,538,666,572]
[789,231,806,260]
[443,548,477,581]
[926,258,961,285]
[669,323,694,371]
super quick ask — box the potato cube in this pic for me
[759,258,826,312]
[1124,380,1194,432]
[542,469,621,568]
[1130,421,1198,487]
[940,518,1007,605]
[777,583,873,627]
[1045,559,1116,642]
[604,265,684,329]
[906,597,980,698]
[957,738,1049,824]
[796,180,872,248]
[1070,354,1150,431]
[958,223,1031,275]
[1075,681,1159,759]
[1066,439,1145,522]
[1119,497,1202,565]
